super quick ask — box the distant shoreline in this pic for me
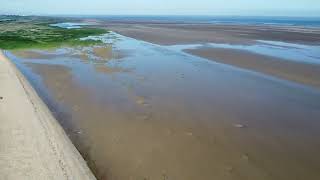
[103,23,320,45]
[50,15,320,27]
[102,22,320,89]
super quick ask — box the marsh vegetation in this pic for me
[0,15,108,50]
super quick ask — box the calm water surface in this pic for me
[6,33,320,180]
[67,15,320,27]
[168,40,320,64]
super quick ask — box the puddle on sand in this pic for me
[6,33,320,180]
[11,44,129,63]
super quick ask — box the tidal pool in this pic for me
[6,33,320,180]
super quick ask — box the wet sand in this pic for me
[7,30,320,180]
[104,23,320,45]
[0,51,95,180]
[186,48,320,89]
[103,22,320,89]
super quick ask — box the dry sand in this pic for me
[0,51,95,180]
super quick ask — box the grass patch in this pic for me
[0,16,108,50]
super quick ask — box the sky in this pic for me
[1,0,320,17]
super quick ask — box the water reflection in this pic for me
[168,40,320,64]
[6,33,320,180]
[50,22,91,29]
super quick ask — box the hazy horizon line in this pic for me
[1,14,320,18]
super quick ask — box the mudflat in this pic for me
[186,48,320,88]
[102,22,320,89]
[0,51,95,180]
[3,14,320,180]
[8,33,320,180]
[104,23,320,45]
[4,16,320,180]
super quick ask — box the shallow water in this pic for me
[50,22,91,29]
[68,15,320,28]
[7,33,320,180]
[169,40,320,64]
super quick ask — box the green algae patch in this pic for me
[0,16,108,50]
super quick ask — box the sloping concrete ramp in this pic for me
[0,51,96,180]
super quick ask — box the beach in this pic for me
[2,15,320,180]
[7,28,320,180]
[104,23,320,45]
[0,51,95,180]
[185,48,320,88]
[0,0,319,179]
[103,22,320,89]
